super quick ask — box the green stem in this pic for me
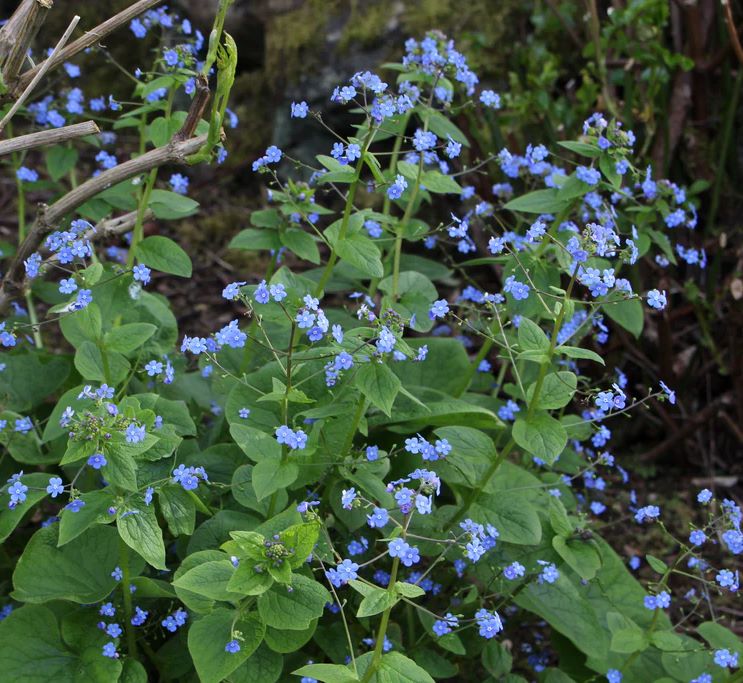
[314,127,377,298]
[445,269,579,531]
[267,323,297,517]
[126,90,175,269]
[390,112,430,301]
[360,557,400,683]
[119,539,138,660]
[12,137,43,349]
[341,394,368,456]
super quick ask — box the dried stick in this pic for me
[12,0,164,96]
[722,0,743,65]
[0,14,80,133]
[0,0,52,83]
[0,120,99,156]
[0,133,207,310]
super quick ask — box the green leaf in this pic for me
[646,554,668,574]
[357,652,435,683]
[610,627,648,654]
[504,189,568,214]
[264,620,316,653]
[357,585,399,617]
[117,503,167,570]
[556,140,600,158]
[230,424,282,462]
[292,663,358,683]
[526,371,577,410]
[227,565,274,596]
[188,608,265,683]
[394,581,425,598]
[282,228,320,263]
[548,497,573,537]
[426,109,469,146]
[471,493,541,545]
[104,323,157,354]
[0,605,122,682]
[518,318,550,353]
[148,189,199,219]
[515,574,609,660]
[74,341,130,384]
[599,153,622,188]
[257,574,329,630]
[135,235,192,277]
[557,345,605,365]
[697,621,743,654]
[421,170,461,194]
[0,473,51,542]
[173,560,242,601]
[252,458,299,501]
[481,640,513,677]
[334,233,384,278]
[13,525,141,604]
[58,489,114,546]
[0,353,70,413]
[229,228,282,251]
[46,145,79,181]
[512,412,567,464]
[602,297,644,338]
[356,362,401,416]
[280,522,321,568]
[552,536,601,581]
[158,486,196,536]
[251,208,282,228]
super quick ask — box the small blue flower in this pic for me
[44,477,63,498]
[291,101,309,118]
[87,453,107,470]
[225,640,241,654]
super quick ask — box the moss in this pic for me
[264,0,342,83]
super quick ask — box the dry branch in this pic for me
[0,0,52,84]
[11,0,164,97]
[0,133,207,311]
[0,120,99,156]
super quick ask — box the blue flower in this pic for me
[291,101,309,118]
[225,640,241,654]
[341,488,357,510]
[474,608,503,638]
[697,488,713,504]
[133,264,151,285]
[102,642,118,658]
[169,173,189,195]
[125,423,146,444]
[480,90,501,108]
[87,454,107,470]
[647,289,667,310]
[433,613,459,636]
[16,166,39,183]
[387,174,407,200]
[575,166,601,185]
[429,299,449,320]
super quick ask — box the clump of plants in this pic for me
[0,4,740,683]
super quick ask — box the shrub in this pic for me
[0,4,740,683]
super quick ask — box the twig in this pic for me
[0,133,207,311]
[722,0,743,64]
[11,0,164,97]
[0,0,52,84]
[0,120,99,156]
[173,75,210,142]
[0,15,80,134]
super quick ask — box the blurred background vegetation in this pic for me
[2,0,742,529]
